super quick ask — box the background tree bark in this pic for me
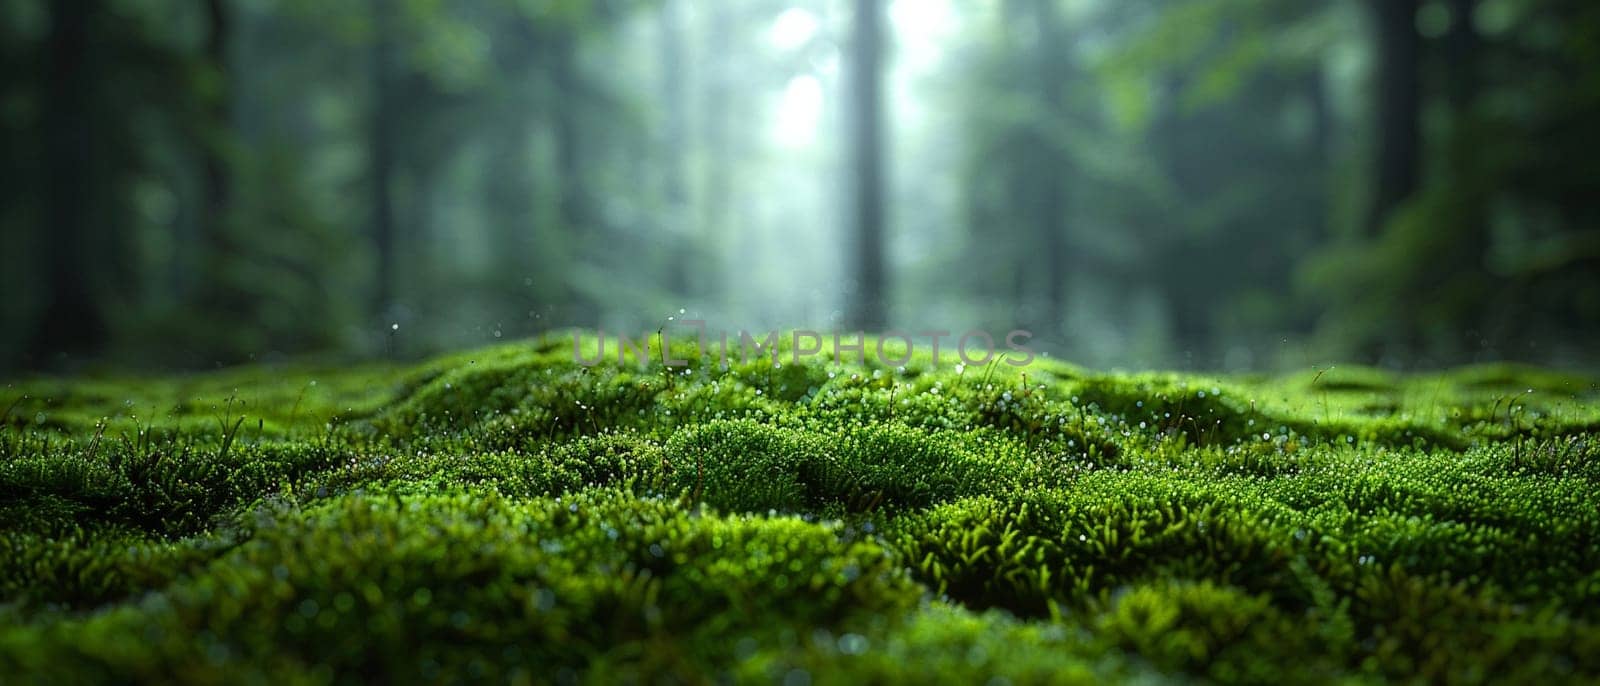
[847,0,887,331]
[1033,0,1068,337]
[1366,0,1421,235]
[369,0,397,318]
[28,0,106,366]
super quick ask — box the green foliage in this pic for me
[2,336,1599,682]
[2,489,920,683]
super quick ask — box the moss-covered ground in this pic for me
[3,333,1599,684]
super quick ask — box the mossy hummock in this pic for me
[2,334,1598,683]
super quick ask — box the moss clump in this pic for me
[2,331,1599,683]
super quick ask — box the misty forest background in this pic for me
[2,0,1598,374]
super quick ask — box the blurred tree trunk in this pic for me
[476,15,540,312]
[550,32,596,326]
[1366,0,1421,236]
[658,0,691,297]
[1033,0,1067,337]
[369,0,397,318]
[197,0,232,300]
[847,0,887,330]
[1445,0,1479,110]
[699,2,731,312]
[1442,0,1493,344]
[28,0,106,365]
[487,116,534,282]
[1307,68,1333,247]
[1146,76,1212,356]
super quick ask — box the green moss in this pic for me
[2,331,1598,683]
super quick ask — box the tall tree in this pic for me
[549,31,595,326]
[189,0,240,318]
[658,0,691,296]
[1444,0,1480,110]
[1029,0,1069,336]
[1366,0,1421,235]
[482,13,541,303]
[1306,67,1333,241]
[698,1,733,315]
[847,0,887,330]
[28,0,106,365]
[369,0,398,318]
[202,0,232,274]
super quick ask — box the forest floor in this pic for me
[2,334,1599,684]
